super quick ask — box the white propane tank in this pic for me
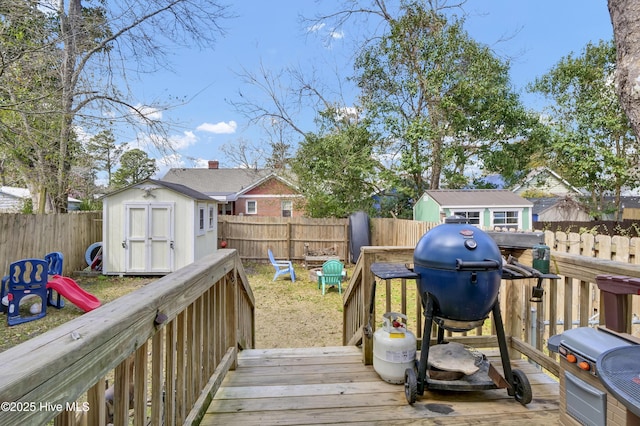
[373,312,417,384]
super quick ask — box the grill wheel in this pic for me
[404,368,417,405]
[512,368,533,405]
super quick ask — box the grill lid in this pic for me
[556,327,633,361]
[413,222,501,271]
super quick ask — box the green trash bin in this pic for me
[532,243,550,274]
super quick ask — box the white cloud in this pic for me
[169,131,198,150]
[192,158,211,168]
[307,23,325,33]
[330,30,344,39]
[196,120,237,134]
[334,106,359,122]
[74,126,92,144]
[132,104,163,121]
[154,154,185,179]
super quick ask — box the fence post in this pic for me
[287,222,292,259]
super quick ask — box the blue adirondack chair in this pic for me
[5,258,49,326]
[268,249,296,282]
[318,259,345,295]
[45,252,65,309]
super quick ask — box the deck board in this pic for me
[200,346,560,425]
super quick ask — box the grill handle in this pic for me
[455,258,501,271]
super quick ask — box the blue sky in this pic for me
[119,1,614,179]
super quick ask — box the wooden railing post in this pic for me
[226,269,238,359]
[504,279,524,360]
[362,250,374,365]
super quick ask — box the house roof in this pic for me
[527,197,563,216]
[0,186,81,204]
[528,196,591,216]
[0,186,30,199]
[512,167,584,195]
[161,167,298,202]
[425,189,533,208]
[103,179,213,201]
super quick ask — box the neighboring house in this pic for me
[161,161,304,217]
[529,196,591,222]
[102,179,218,275]
[512,167,584,197]
[0,186,81,212]
[620,196,640,220]
[0,186,30,212]
[512,167,590,223]
[413,189,534,231]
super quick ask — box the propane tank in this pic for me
[373,312,417,384]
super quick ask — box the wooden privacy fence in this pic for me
[218,216,437,262]
[0,249,255,426]
[369,218,434,247]
[542,230,640,336]
[0,212,102,276]
[218,216,350,262]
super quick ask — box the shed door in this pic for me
[124,203,174,273]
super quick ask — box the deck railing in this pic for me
[343,243,640,376]
[0,249,255,426]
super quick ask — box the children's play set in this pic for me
[0,252,100,326]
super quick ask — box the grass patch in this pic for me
[0,262,350,352]
[0,275,153,352]
[1,262,496,354]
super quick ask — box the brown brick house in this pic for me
[161,161,304,217]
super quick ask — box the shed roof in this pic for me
[425,189,533,208]
[103,179,213,201]
[527,197,562,215]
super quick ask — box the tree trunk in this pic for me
[609,0,640,138]
[55,0,83,213]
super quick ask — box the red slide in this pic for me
[47,275,101,313]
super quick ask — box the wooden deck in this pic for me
[200,346,560,425]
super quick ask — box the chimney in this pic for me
[208,160,219,169]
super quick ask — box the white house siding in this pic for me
[193,203,218,262]
[514,174,567,195]
[0,193,22,212]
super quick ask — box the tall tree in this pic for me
[0,0,64,212]
[352,1,534,213]
[219,137,265,169]
[1,0,231,212]
[291,108,379,218]
[112,149,157,187]
[609,0,640,139]
[86,129,125,188]
[529,40,640,220]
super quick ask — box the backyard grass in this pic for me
[0,260,431,353]
[0,262,349,353]
[0,274,154,352]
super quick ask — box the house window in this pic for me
[208,205,215,230]
[197,204,206,235]
[282,200,292,217]
[219,203,232,215]
[452,211,481,225]
[492,210,519,230]
[246,200,257,215]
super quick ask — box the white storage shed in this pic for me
[102,179,218,275]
